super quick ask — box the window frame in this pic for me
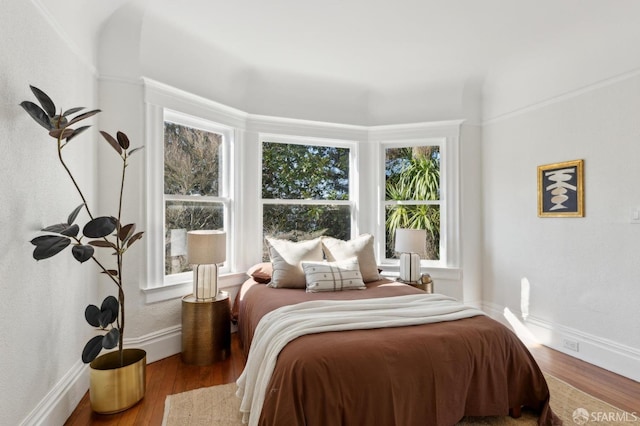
[382,138,444,263]
[373,122,462,273]
[143,78,463,300]
[162,109,232,286]
[259,133,359,245]
[144,97,236,303]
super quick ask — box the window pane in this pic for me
[385,146,440,201]
[165,200,224,275]
[385,204,440,260]
[164,122,222,196]
[262,204,351,260]
[262,142,349,200]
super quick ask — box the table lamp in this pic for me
[187,230,226,300]
[395,228,426,282]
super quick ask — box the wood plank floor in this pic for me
[65,334,640,425]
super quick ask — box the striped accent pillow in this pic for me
[301,258,366,293]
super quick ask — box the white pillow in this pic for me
[321,234,381,282]
[302,258,366,293]
[265,237,324,288]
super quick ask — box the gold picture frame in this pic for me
[537,159,584,217]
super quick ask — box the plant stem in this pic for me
[57,135,94,221]
[117,151,128,367]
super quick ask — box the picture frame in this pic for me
[537,159,584,217]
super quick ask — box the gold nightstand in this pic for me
[181,292,231,365]
[396,274,434,293]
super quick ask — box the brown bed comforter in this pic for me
[235,278,559,426]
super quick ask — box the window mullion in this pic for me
[165,194,230,203]
[384,200,441,206]
[262,199,352,206]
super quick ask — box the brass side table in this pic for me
[181,291,231,365]
[396,274,434,293]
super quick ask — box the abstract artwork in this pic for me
[538,159,584,217]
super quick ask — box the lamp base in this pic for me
[193,263,219,300]
[399,252,421,282]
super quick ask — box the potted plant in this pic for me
[20,85,146,414]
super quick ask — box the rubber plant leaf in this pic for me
[19,101,52,130]
[49,128,75,139]
[116,131,130,149]
[62,106,85,117]
[66,125,91,143]
[118,223,135,242]
[72,244,94,263]
[29,85,56,117]
[98,310,113,328]
[83,216,117,238]
[82,335,104,363]
[66,109,101,127]
[50,115,68,130]
[102,328,120,350]
[60,224,80,237]
[85,304,101,327]
[128,146,144,156]
[88,240,117,249]
[126,231,144,248]
[101,295,119,324]
[99,131,122,154]
[30,235,71,260]
[41,223,70,234]
[67,204,83,225]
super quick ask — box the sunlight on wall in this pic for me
[501,277,538,347]
[521,277,530,320]
[503,307,539,348]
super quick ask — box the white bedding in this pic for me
[236,293,485,426]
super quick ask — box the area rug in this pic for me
[162,374,634,426]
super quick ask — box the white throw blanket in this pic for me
[236,293,485,426]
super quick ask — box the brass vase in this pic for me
[89,348,147,414]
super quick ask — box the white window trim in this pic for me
[381,138,445,263]
[371,121,462,272]
[142,77,463,301]
[143,85,240,303]
[259,133,360,241]
[162,109,233,287]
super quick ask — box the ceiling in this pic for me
[142,0,640,92]
[38,0,640,120]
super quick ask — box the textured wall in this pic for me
[482,72,640,378]
[0,1,98,424]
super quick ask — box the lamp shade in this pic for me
[394,229,426,255]
[187,230,226,265]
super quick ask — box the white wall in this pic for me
[482,71,640,380]
[0,2,98,425]
[10,1,640,424]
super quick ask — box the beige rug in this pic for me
[162,374,635,426]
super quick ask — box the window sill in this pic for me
[142,272,248,304]
[379,265,461,281]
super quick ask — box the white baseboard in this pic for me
[124,325,183,364]
[482,302,640,382]
[20,359,89,426]
[22,325,184,426]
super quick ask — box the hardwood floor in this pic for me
[65,334,640,425]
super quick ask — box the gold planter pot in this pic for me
[89,348,147,414]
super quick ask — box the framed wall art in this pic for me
[537,159,584,217]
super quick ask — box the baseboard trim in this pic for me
[22,325,183,425]
[20,359,88,426]
[482,302,640,382]
[124,325,183,364]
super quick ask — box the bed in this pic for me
[233,236,559,426]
